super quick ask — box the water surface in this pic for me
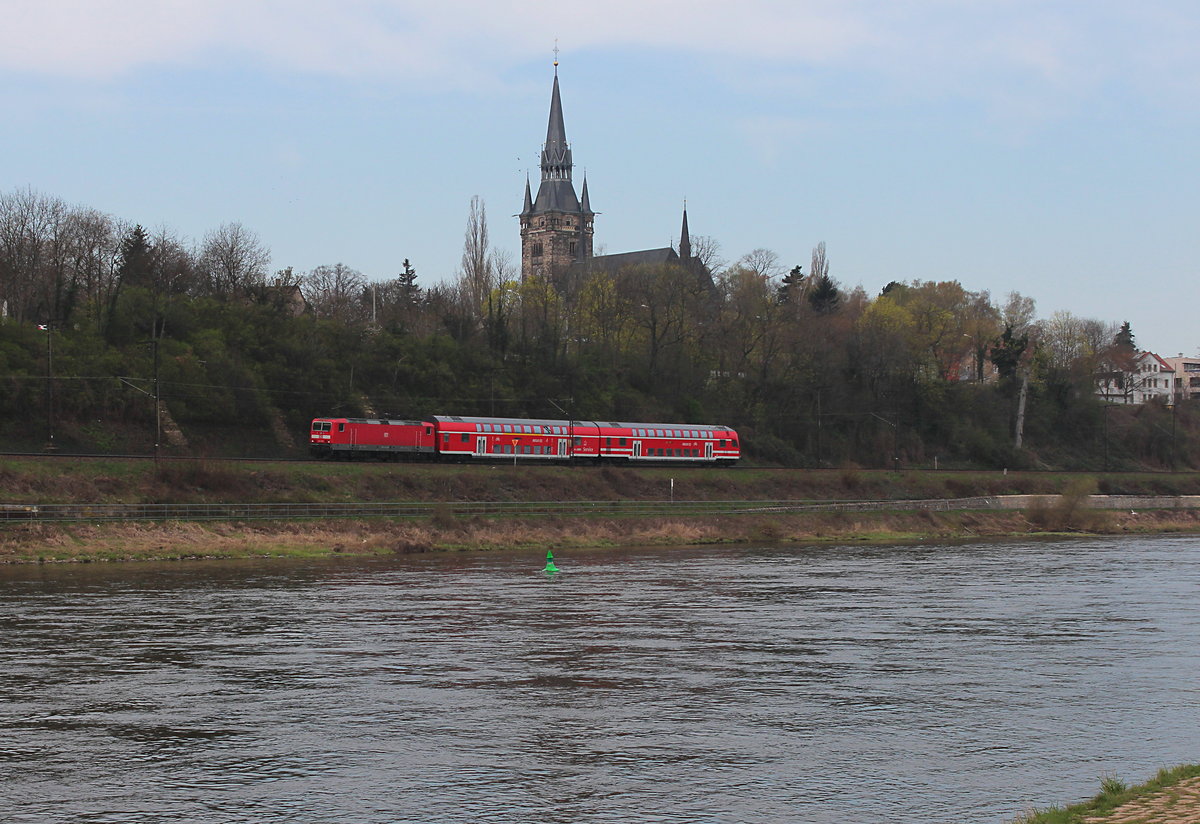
[2,536,1198,823]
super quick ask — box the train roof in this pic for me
[600,421,736,432]
[431,415,734,432]
[433,415,570,427]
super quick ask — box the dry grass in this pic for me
[7,507,1200,565]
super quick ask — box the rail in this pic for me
[3,495,1197,523]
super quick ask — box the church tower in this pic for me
[519,62,594,286]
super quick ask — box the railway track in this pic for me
[5,496,1199,523]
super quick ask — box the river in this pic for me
[2,536,1198,823]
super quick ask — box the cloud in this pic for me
[3,0,1198,115]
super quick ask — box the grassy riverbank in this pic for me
[4,458,1200,563]
[1015,764,1200,823]
[4,457,1200,505]
[4,506,1200,565]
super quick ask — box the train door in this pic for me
[475,436,487,457]
[705,442,714,460]
[557,438,568,458]
[633,441,642,459]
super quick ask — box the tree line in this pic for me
[0,187,1193,469]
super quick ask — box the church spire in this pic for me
[581,176,592,214]
[541,72,572,182]
[679,204,691,260]
[521,176,533,217]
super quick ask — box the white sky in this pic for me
[2,0,1198,354]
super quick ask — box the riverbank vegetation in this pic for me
[5,508,1200,565]
[3,187,1200,471]
[1014,764,1200,823]
[3,458,1200,505]
[4,459,1200,564]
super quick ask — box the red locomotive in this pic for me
[309,414,740,465]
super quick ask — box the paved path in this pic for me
[1082,776,1200,823]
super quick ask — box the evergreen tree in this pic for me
[807,274,841,314]
[117,225,154,289]
[398,258,420,306]
[1114,320,1135,352]
[777,265,803,303]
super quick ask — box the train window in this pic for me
[461,433,469,443]
[573,437,581,446]
[732,440,738,448]
[719,439,726,448]
[338,423,345,432]
[606,437,612,447]
[443,433,449,442]
[426,427,432,435]
[619,437,627,446]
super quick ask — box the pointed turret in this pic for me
[521,177,533,217]
[581,177,592,215]
[679,206,692,261]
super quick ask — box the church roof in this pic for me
[569,247,680,276]
[532,180,580,213]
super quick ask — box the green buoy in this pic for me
[542,549,559,574]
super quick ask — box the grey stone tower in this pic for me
[519,65,594,286]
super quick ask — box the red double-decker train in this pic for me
[310,414,740,465]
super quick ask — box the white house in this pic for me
[1095,351,1175,405]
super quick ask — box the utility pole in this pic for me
[1103,404,1110,472]
[152,336,161,462]
[42,322,55,452]
[815,388,822,467]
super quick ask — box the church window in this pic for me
[569,241,577,256]
[532,242,543,258]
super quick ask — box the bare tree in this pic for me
[1000,291,1037,336]
[457,196,493,320]
[0,188,61,322]
[810,241,829,282]
[735,247,783,280]
[304,263,367,323]
[689,234,725,274]
[197,222,270,298]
